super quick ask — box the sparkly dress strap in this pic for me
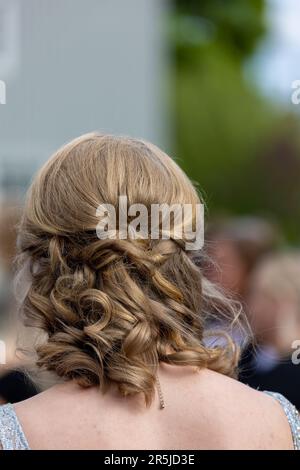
[264,391,300,450]
[0,404,30,450]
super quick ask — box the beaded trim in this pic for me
[0,403,30,450]
[264,391,300,450]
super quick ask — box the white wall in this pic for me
[0,0,170,194]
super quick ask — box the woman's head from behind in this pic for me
[17,133,242,404]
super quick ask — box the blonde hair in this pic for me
[16,133,245,405]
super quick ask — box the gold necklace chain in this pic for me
[156,375,165,409]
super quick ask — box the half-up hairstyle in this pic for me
[16,133,246,405]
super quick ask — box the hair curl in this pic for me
[16,133,246,405]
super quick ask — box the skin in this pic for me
[10,364,294,450]
[207,241,248,297]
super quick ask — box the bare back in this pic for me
[4,365,296,450]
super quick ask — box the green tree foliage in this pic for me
[172,0,300,241]
[175,0,265,59]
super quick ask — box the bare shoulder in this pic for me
[14,382,72,417]
[181,367,294,450]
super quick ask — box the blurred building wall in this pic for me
[0,0,170,198]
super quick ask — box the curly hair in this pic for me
[16,133,246,405]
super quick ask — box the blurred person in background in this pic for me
[205,216,281,301]
[239,252,300,410]
[0,203,38,404]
